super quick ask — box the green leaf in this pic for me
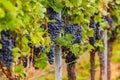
[65,0,73,8]
[70,44,80,55]
[14,64,25,76]
[56,34,73,47]
[0,0,16,12]
[49,0,63,12]
[94,15,103,23]
[44,46,50,53]
[43,37,51,46]
[87,44,94,51]
[87,29,94,37]
[21,51,29,57]
[35,59,47,69]
[100,21,108,30]
[31,36,41,45]
[99,44,104,52]
[73,14,84,24]
[95,40,104,52]
[73,9,82,15]
[56,37,68,46]
[71,0,82,7]
[22,36,29,45]
[12,47,21,61]
[0,8,5,18]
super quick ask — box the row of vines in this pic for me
[0,0,120,80]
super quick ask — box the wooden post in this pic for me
[67,64,76,80]
[98,51,104,80]
[90,47,98,80]
[54,12,62,80]
[104,29,108,80]
[90,52,95,80]
[107,39,112,80]
[65,50,76,80]
[55,45,62,80]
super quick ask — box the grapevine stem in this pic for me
[31,45,34,66]
[98,51,104,80]
[90,47,98,80]
[0,62,9,78]
[0,62,15,80]
[20,34,22,50]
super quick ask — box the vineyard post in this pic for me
[54,12,62,80]
[98,51,104,80]
[104,29,108,80]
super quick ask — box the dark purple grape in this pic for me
[46,46,54,64]
[34,46,45,56]
[65,24,82,43]
[47,7,63,41]
[0,30,14,69]
[90,18,96,28]
[89,17,103,45]
[89,37,95,46]
[47,7,59,20]
[28,43,45,57]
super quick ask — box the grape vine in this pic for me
[0,0,119,80]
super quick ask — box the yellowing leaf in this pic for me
[0,0,16,12]
[65,0,73,7]
[43,37,51,46]
[0,8,5,18]
[31,36,40,45]
[14,64,25,76]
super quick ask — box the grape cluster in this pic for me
[46,46,54,64]
[89,18,102,46]
[28,43,45,56]
[34,45,45,56]
[47,7,63,41]
[0,30,14,69]
[47,7,59,20]
[94,22,101,40]
[65,24,82,43]
[89,37,95,46]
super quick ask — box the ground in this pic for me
[29,51,120,80]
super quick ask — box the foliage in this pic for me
[0,0,120,79]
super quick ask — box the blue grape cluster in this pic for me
[89,37,95,46]
[47,7,63,41]
[47,7,59,20]
[34,45,45,56]
[94,22,101,40]
[46,46,54,64]
[89,18,102,46]
[65,24,82,43]
[28,43,45,56]
[90,18,102,40]
[0,30,14,69]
